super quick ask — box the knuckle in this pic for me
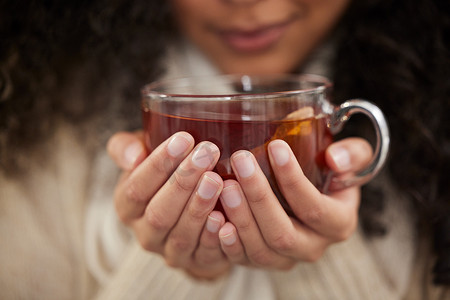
[124,179,147,204]
[172,170,197,194]
[248,189,272,206]
[187,204,209,222]
[150,154,174,176]
[279,173,302,192]
[300,207,324,227]
[234,218,252,234]
[146,206,170,231]
[167,235,192,254]
[248,248,274,267]
[268,233,296,253]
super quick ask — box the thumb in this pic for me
[325,137,373,174]
[107,131,147,171]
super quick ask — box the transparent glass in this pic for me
[141,74,390,215]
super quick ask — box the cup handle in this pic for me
[323,99,390,192]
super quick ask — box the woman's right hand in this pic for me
[107,131,231,279]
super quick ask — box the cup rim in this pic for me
[141,73,332,100]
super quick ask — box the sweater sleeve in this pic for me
[93,241,227,300]
[84,150,133,285]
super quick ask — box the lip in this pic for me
[216,17,296,53]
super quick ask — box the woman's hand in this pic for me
[216,138,372,269]
[107,131,231,279]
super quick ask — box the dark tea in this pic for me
[142,104,333,214]
[141,74,390,213]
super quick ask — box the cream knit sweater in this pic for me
[1,42,448,300]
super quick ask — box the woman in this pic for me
[0,0,449,299]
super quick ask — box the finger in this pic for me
[133,141,221,253]
[268,139,359,242]
[230,149,332,260]
[107,131,147,170]
[192,211,229,271]
[229,150,292,234]
[220,180,294,269]
[325,137,373,173]
[165,172,223,267]
[188,211,230,279]
[219,222,248,265]
[114,132,195,224]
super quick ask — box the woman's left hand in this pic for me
[216,138,372,269]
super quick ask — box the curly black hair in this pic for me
[0,0,449,287]
[334,0,450,285]
[0,0,173,171]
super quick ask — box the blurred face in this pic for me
[170,0,350,74]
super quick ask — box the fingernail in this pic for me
[192,142,218,169]
[167,133,192,158]
[197,175,220,200]
[220,228,236,246]
[269,140,291,166]
[206,215,221,233]
[220,185,242,208]
[232,151,255,178]
[124,142,144,169]
[329,145,351,171]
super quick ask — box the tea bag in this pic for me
[251,106,315,162]
[271,106,315,139]
[217,106,315,178]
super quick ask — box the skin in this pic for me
[170,0,351,74]
[108,0,374,280]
